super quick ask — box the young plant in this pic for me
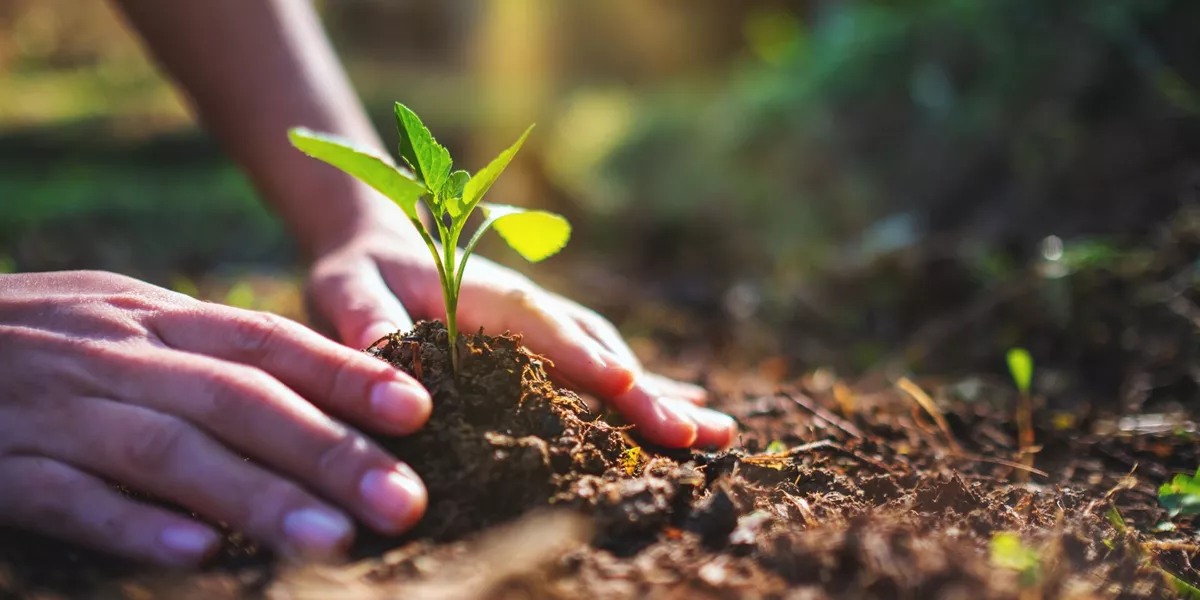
[989,531,1041,588]
[1006,347,1035,477]
[1158,467,1200,518]
[287,103,570,371]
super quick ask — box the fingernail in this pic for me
[282,508,353,558]
[370,380,432,434]
[360,466,426,533]
[360,322,399,348]
[158,524,218,565]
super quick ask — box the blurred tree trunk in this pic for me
[469,0,557,210]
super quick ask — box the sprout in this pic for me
[1006,347,1035,477]
[1006,347,1033,397]
[289,103,570,371]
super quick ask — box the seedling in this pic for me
[1158,467,1200,518]
[1006,347,1036,477]
[989,531,1041,587]
[288,104,570,371]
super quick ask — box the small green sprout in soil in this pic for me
[989,531,1041,587]
[1106,503,1127,532]
[288,104,571,370]
[1103,503,1127,550]
[1158,467,1200,518]
[1167,572,1200,600]
[1006,347,1036,477]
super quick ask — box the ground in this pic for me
[2,310,1198,599]
[4,211,1200,600]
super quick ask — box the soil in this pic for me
[2,319,1199,598]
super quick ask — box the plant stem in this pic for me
[1017,392,1034,481]
[433,202,460,373]
[407,196,458,371]
[443,239,459,373]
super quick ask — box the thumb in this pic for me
[308,260,414,349]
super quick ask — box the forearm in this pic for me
[112,0,417,257]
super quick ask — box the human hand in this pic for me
[0,271,433,566]
[305,213,737,450]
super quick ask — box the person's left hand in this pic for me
[304,211,736,450]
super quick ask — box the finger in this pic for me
[308,260,413,349]
[30,398,368,560]
[558,298,710,407]
[641,372,709,406]
[0,455,220,567]
[485,289,636,399]
[661,398,737,449]
[606,383,698,448]
[102,351,427,537]
[561,300,642,372]
[154,306,431,436]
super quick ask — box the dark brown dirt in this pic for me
[2,321,1199,599]
[357,320,641,547]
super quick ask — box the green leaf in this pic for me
[461,125,534,215]
[1162,568,1200,599]
[765,440,787,454]
[482,203,571,262]
[989,532,1040,587]
[1158,468,1200,517]
[1106,504,1126,532]
[394,103,452,193]
[288,128,425,220]
[443,170,471,218]
[455,202,571,294]
[1006,347,1033,396]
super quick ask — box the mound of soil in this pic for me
[358,320,684,549]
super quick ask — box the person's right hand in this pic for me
[0,271,433,566]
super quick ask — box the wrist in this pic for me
[290,183,424,260]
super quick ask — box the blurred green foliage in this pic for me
[989,532,1041,587]
[1158,468,1200,518]
[596,0,1198,283]
[0,152,288,277]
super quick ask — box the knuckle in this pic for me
[193,366,273,420]
[117,415,189,474]
[229,311,286,357]
[21,485,75,525]
[243,478,310,535]
[84,270,141,290]
[104,292,160,315]
[76,334,143,363]
[0,458,80,523]
[0,458,71,506]
[582,310,618,333]
[309,259,352,289]
[314,432,376,486]
[334,291,383,326]
[326,352,378,407]
[503,287,540,311]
